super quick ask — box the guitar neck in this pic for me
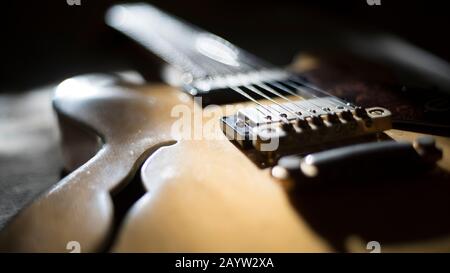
[106,3,276,79]
[106,3,332,106]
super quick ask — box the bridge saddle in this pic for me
[221,96,392,164]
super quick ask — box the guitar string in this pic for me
[152,19,337,113]
[204,50,343,115]
[192,51,348,118]
[279,80,332,113]
[283,79,354,115]
[196,55,328,119]
[190,49,279,116]
[230,86,275,116]
[176,30,352,118]
[289,78,355,115]
[244,85,302,118]
[270,74,351,113]
[123,5,351,116]
[193,50,287,117]
[196,52,313,118]
[287,78,350,108]
[254,82,306,114]
[221,47,353,113]
[266,81,321,114]
[258,82,313,114]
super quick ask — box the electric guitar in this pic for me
[1,3,449,253]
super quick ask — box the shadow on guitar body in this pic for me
[289,166,450,252]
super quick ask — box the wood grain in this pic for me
[0,75,179,252]
[0,71,449,252]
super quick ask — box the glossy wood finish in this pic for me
[0,75,179,252]
[1,69,449,252]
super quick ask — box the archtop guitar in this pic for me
[1,3,449,253]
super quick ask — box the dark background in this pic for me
[2,0,450,91]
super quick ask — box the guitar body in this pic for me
[1,56,449,252]
[1,3,450,253]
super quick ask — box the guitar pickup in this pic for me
[221,96,392,165]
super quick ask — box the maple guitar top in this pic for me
[1,3,450,253]
[0,65,449,252]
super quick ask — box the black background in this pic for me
[2,0,450,91]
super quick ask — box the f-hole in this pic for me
[101,141,177,252]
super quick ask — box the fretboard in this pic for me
[106,3,275,81]
[106,3,342,107]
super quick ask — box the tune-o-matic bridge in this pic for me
[221,96,392,163]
